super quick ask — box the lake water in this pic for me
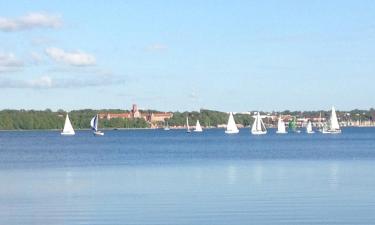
[0,127,375,224]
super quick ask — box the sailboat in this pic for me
[225,112,239,134]
[251,112,267,135]
[164,120,170,131]
[318,112,323,132]
[276,116,287,134]
[288,117,301,133]
[186,117,191,133]
[61,113,75,136]
[306,120,315,134]
[194,120,203,132]
[90,114,104,136]
[322,106,341,134]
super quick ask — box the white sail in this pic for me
[186,117,191,133]
[194,120,203,132]
[276,117,287,134]
[90,115,98,131]
[164,120,170,130]
[90,114,104,135]
[61,113,75,135]
[251,112,267,135]
[306,121,314,134]
[225,112,239,134]
[330,106,340,130]
[322,106,341,134]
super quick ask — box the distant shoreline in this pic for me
[1,126,375,132]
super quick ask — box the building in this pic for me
[99,104,173,123]
[148,112,174,122]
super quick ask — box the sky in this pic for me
[0,0,374,112]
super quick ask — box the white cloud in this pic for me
[45,47,96,66]
[28,76,52,88]
[0,75,125,89]
[0,53,24,73]
[0,12,62,31]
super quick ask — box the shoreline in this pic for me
[1,126,375,132]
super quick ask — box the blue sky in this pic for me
[0,1,374,112]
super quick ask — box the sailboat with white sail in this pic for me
[61,113,75,136]
[251,112,267,135]
[306,120,315,134]
[90,114,104,136]
[164,120,170,131]
[194,120,203,132]
[186,117,191,133]
[322,106,341,134]
[276,116,287,134]
[225,112,239,134]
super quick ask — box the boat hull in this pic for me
[321,129,341,134]
[93,131,104,136]
[251,131,267,135]
[276,131,287,134]
[61,132,75,136]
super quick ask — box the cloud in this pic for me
[0,76,52,89]
[0,53,24,73]
[0,12,62,32]
[145,44,168,52]
[45,47,96,66]
[0,75,124,89]
[29,76,53,88]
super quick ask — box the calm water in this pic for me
[0,127,375,224]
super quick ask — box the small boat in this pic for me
[318,112,323,132]
[322,106,341,134]
[164,121,170,131]
[194,120,203,132]
[186,117,191,133]
[61,113,75,136]
[251,112,267,135]
[306,120,315,134]
[276,116,287,134]
[90,114,104,136]
[288,117,301,133]
[225,112,239,134]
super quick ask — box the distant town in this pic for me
[96,104,375,128]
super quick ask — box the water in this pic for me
[0,127,375,224]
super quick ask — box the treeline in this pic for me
[0,109,148,130]
[168,109,253,127]
[0,109,64,130]
[0,108,374,130]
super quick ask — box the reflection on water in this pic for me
[226,165,237,185]
[1,161,375,225]
[329,162,339,190]
[252,163,264,185]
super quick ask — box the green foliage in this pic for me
[0,109,148,130]
[0,109,64,130]
[167,109,254,127]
